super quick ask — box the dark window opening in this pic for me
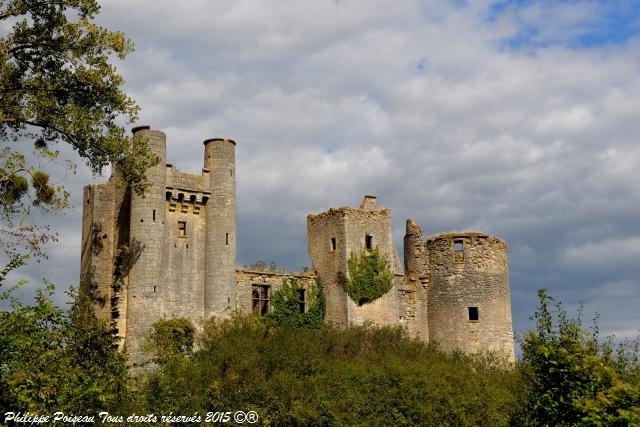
[166,191,172,201]
[298,288,306,313]
[153,286,157,293]
[178,221,187,237]
[365,234,373,250]
[468,306,479,321]
[152,210,156,222]
[454,239,464,262]
[331,237,336,251]
[226,233,229,246]
[252,284,270,316]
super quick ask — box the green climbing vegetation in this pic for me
[264,277,326,329]
[339,247,394,306]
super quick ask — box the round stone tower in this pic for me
[426,232,514,363]
[125,126,167,365]
[203,138,237,319]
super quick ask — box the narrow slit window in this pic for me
[468,306,479,321]
[330,237,336,251]
[152,210,156,222]
[226,233,229,246]
[153,286,157,293]
[178,221,187,237]
[298,288,306,313]
[365,234,373,250]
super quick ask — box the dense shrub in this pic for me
[264,277,326,329]
[512,289,640,426]
[136,314,517,426]
[0,283,131,414]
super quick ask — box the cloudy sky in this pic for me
[7,0,640,345]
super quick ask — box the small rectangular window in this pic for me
[152,210,156,222]
[252,284,270,316]
[365,234,373,250]
[178,221,187,237]
[226,233,229,246]
[330,237,336,251]
[454,239,464,262]
[298,288,306,313]
[468,306,479,321]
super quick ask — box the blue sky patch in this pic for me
[487,0,640,49]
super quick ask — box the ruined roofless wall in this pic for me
[426,232,515,363]
[307,196,400,327]
[400,219,429,341]
[236,269,317,315]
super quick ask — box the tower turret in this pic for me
[125,126,167,365]
[426,232,514,363]
[203,138,237,319]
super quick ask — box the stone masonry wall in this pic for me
[400,219,429,341]
[307,196,401,328]
[236,269,317,315]
[343,198,399,326]
[307,209,349,325]
[426,232,515,363]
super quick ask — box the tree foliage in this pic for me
[339,247,394,306]
[0,0,157,260]
[512,289,640,426]
[143,317,195,366]
[0,276,131,414]
[264,277,326,329]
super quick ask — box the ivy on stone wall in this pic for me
[265,277,325,329]
[339,247,394,306]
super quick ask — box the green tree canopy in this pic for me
[512,289,640,426]
[0,0,157,260]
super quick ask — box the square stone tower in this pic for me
[307,196,403,327]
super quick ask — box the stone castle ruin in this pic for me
[81,126,515,365]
